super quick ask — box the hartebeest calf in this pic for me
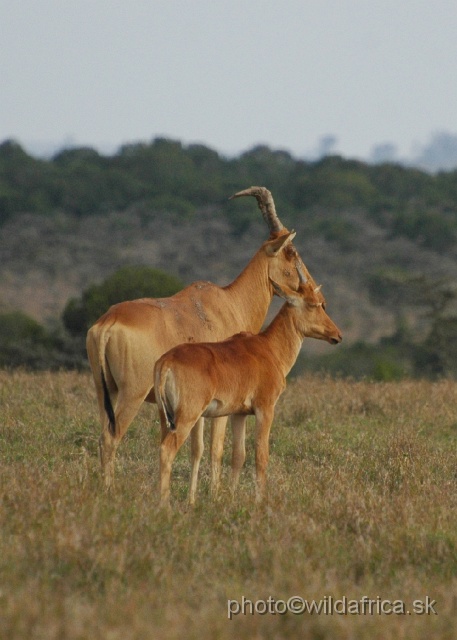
[155,267,342,506]
[87,187,324,495]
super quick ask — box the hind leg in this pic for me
[99,428,117,490]
[87,327,154,490]
[92,379,118,490]
[99,391,147,490]
[160,418,199,508]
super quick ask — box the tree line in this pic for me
[2,137,457,250]
[3,136,457,378]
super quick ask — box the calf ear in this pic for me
[270,279,301,305]
[264,231,296,256]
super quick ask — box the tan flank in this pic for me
[86,187,323,492]
[155,266,342,507]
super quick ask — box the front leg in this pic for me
[254,407,275,502]
[189,417,205,506]
[210,416,228,498]
[230,414,247,494]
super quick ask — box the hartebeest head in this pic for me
[231,186,319,298]
[270,266,342,345]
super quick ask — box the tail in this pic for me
[155,362,176,431]
[96,323,116,437]
[101,367,116,436]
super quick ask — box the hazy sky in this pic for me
[2,1,457,160]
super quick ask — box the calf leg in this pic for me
[189,417,205,505]
[254,407,275,501]
[210,416,228,498]
[160,418,199,508]
[230,414,247,494]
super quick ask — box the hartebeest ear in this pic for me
[269,279,301,305]
[264,231,296,256]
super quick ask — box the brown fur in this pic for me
[155,280,342,506]
[86,188,323,493]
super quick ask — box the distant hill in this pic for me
[2,137,457,356]
[2,202,457,352]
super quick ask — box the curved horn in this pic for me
[296,263,308,285]
[229,186,284,233]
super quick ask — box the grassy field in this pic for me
[1,370,457,639]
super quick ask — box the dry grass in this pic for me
[1,371,457,639]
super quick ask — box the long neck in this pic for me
[223,248,273,333]
[262,304,305,377]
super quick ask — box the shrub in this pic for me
[62,266,184,337]
[0,311,53,368]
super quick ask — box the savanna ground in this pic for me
[1,371,457,639]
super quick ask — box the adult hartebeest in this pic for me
[155,267,342,506]
[86,186,321,491]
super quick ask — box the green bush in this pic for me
[414,316,457,378]
[391,207,456,250]
[292,341,410,381]
[62,265,184,337]
[0,311,56,369]
[0,311,49,347]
